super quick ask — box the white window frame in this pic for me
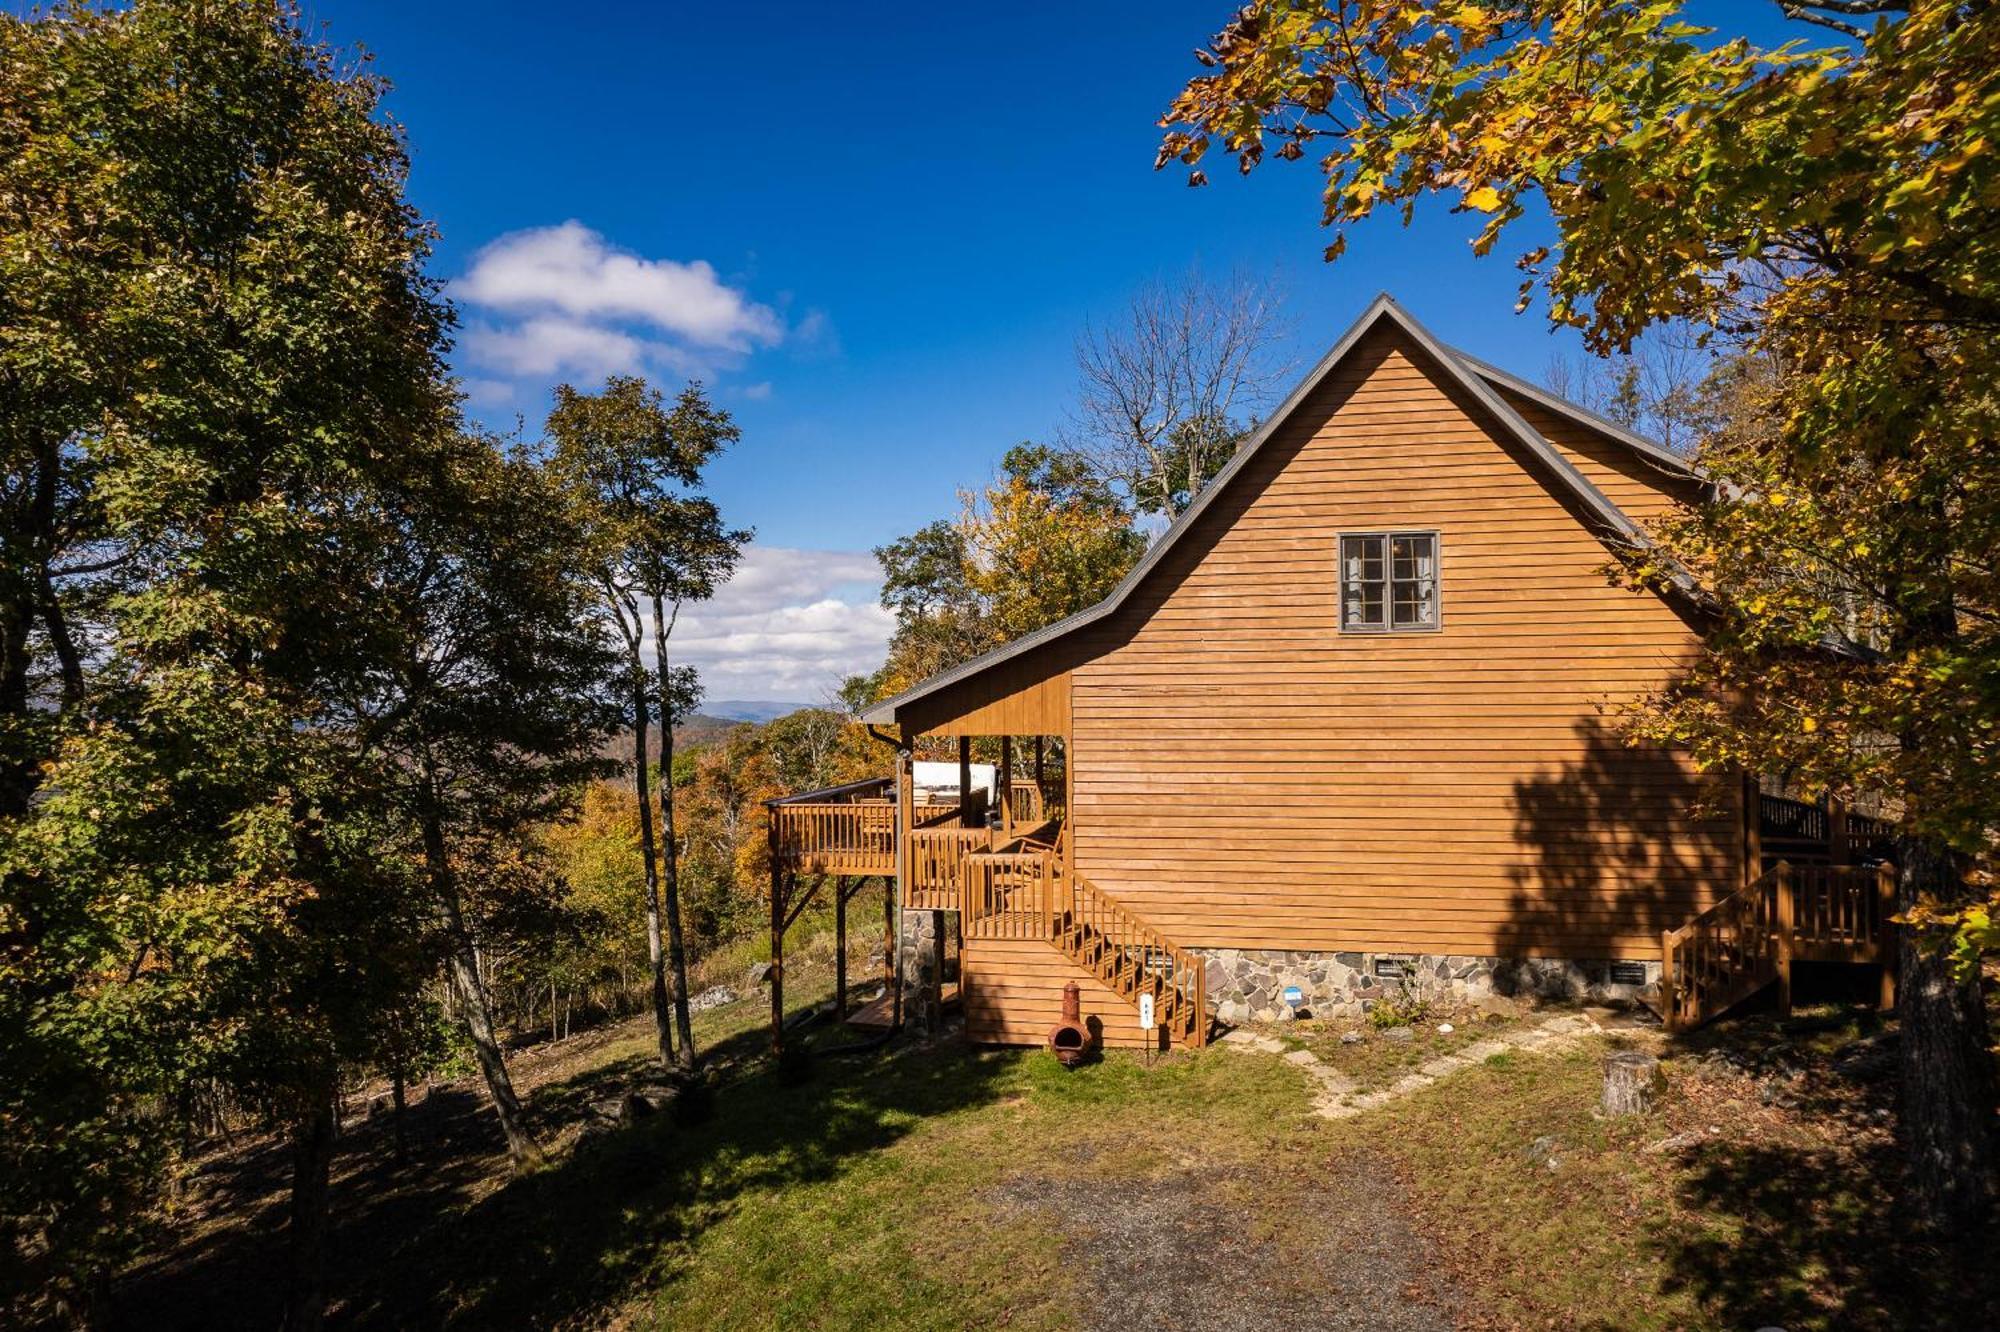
[1338,530,1442,634]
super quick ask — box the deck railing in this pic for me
[1661,860,1893,1031]
[768,778,897,875]
[908,826,994,910]
[956,844,1206,1047]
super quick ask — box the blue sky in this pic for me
[49,1,1811,700]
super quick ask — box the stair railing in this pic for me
[1661,860,1895,1031]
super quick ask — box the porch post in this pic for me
[1743,772,1763,886]
[834,875,848,1020]
[893,742,912,1028]
[999,734,1014,835]
[958,734,974,829]
[1775,861,1795,1018]
[1034,735,1045,794]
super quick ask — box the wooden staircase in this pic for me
[1658,860,1896,1032]
[957,840,1209,1048]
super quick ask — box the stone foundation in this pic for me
[1201,948,1659,1025]
[897,908,949,1036]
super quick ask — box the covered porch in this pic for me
[761,735,1069,1050]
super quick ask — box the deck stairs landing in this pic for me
[956,834,1208,1049]
[1657,860,1895,1032]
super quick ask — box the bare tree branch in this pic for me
[1065,268,1294,518]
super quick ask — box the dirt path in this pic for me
[989,1151,1458,1332]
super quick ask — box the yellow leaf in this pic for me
[1466,186,1503,212]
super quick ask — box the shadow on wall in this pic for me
[1500,713,1738,990]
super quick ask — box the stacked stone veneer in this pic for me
[1202,948,1659,1024]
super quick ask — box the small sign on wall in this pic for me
[1138,993,1155,1030]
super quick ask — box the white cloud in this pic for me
[458,376,516,407]
[647,545,891,703]
[456,221,782,351]
[739,381,773,401]
[460,315,698,382]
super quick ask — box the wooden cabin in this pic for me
[766,296,1894,1052]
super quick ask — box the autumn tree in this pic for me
[1,2,457,1322]
[1068,269,1292,518]
[550,378,748,1072]
[960,444,1148,642]
[326,429,619,1168]
[1161,0,1997,1228]
[869,444,1144,701]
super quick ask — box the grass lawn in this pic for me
[117,966,1995,1332]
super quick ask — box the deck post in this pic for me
[1034,735,1044,796]
[1659,928,1678,1034]
[834,875,848,1020]
[1876,861,1898,1011]
[958,734,974,829]
[998,735,1014,835]
[769,864,785,1057]
[1830,797,1850,867]
[1774,861,1795,1018]
[1743,772,1763,885]
[894,743,912,1029]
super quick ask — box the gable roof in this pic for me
[861,294,1694,728]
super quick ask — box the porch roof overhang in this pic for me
[860,293,1701,732]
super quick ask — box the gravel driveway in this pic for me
[988,1150,1460,1332]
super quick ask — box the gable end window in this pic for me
[1340,532,1439,632]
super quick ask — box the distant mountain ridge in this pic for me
[703,699,810,723]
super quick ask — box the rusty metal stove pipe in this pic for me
[1047,980,1088,1066]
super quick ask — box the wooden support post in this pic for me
[769,866,785,1057]
[1743,771,1763,885]
[1775,860,1795,1018]
[1659,928,1678,1034]
[835,875,848,1021]
[1830,797,1851,867]
[958,734,974,829]
[1876,861,1898,1011]
[894,744,912,1029]
[999,734,1014,836]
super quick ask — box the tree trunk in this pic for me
[279,1094,337,1332]
[422,801,541,1168]
[1896,833,1996,1231]
[390,1066,407,1164]
[650,595,696,1070]
[1600,1050,1665,1116]
[629,645,675,1069]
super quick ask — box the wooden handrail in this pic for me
[906,826,992,910]
[1661,860,1894,1032]
[1056,865,1208,1046]
[766,775,894,807]
[770,798,896,874]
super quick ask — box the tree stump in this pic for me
[1601,1050,1666,1116]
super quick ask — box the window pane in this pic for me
[1340,535,1388,629]
[1392,580,1432,626]
[1391,537,1417,581]
[1356,579,1385,627]
[1361,537,1385,582]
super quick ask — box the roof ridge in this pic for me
[860,297,1676,727]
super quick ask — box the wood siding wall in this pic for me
[1065,327,1741,960]
[900,657,1072,738]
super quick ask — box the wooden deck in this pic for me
[1660,860,1895,1031]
